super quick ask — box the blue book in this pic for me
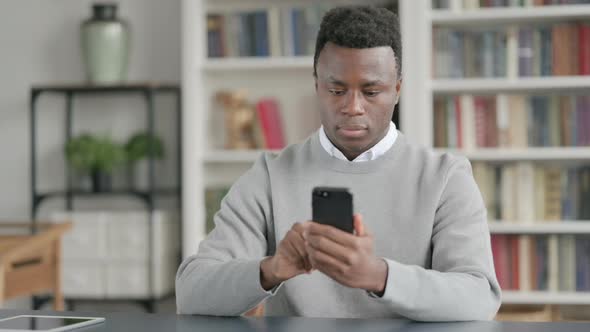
[482,31,495,78]
[494,31,507,77]
[237,13,252,56]
[291,9,306,56]
[518,27,534,77]
[539,27,552,76]
[536,236,548,290]
[575,237,590,291]
[253,11,269,56]
[528,97,539,147]
[571,96,578,147]
[538,97,550,147]
[449,31,464,78]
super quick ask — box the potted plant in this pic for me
[125,132,165,190]
[65,134,125,192]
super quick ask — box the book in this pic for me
[255,98,286,149]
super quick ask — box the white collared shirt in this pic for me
[319,121,398,162]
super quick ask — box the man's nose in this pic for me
[342,91,365,116]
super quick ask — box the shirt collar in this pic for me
[319,122,398,162]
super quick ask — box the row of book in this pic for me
[433,0,590,10]
[472,162,590,221]
[207,5,330,58]
[433,23,590,78]
[433,94,590,149]
[492,234,590,292]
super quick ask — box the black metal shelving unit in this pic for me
[29,83,182,313]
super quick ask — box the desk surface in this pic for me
[1,309,589,332]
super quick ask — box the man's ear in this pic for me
[394,78,402,104]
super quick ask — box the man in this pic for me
[176,6,501,321]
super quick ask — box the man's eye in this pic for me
[328,89,346,96]
[364,91,380,97]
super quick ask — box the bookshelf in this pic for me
[182,0,590,310]
[409,0,590,308]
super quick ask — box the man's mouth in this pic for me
[337,125,367,138]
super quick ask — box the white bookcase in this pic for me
[182,0,590,307]
[417,0,590,307]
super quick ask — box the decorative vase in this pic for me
[81,3,130,84]
[91,170,112,193]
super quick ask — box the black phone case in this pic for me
[312,187,353,233]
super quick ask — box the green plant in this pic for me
[125,132,165,164]
[65,134,125,173]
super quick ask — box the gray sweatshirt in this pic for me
[176,131,502,321]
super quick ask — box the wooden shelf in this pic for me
[432,76,590,94]
[203,57,313,71]
[434,147,590,161]
[431,5,590,26]
[502,291,590,305]
[204,150,281,163]
[489,222,590,234]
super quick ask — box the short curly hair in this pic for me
[313,6,402,78]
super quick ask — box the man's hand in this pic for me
[303,214,388,295]
[260,223,313,290]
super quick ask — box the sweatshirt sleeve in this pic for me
[175,154,275,316]
[372,156,502,321]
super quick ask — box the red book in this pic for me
[579,24,590,75]
[491,235,510,290]
[454,96,463,149]
[255,98,286,149]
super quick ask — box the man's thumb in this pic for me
[353,213,365,236]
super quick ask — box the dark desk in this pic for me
[1,309,589,332]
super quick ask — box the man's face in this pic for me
[315,42,402,160]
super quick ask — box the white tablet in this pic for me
[0,315,105,332]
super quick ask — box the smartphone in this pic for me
[312,187,353,233]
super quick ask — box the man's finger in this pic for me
[306,233,352,264]
[307,244,347,275]
[305,222,358,248]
